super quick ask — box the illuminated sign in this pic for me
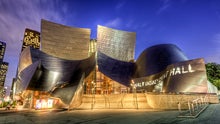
[132,58,208,93]
[22,28,40,51]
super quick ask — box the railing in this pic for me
[104,94,110,108]
[91,93,95,110]
[178,96,209,118]
[133,91,138,109]
[120,93,126,109]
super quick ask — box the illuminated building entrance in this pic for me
[84,67,130,95]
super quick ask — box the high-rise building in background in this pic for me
[0,41,9,93]
[0,62,8,87]
[0,41,6,61]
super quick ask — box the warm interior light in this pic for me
[35,99,54,109]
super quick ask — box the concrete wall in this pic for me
[146,93,219,110]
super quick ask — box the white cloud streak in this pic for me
[157,0,172,14]
[115,1,125,10]
[105,18,122,27]
[0,0,69,88]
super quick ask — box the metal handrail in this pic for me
[178,95,209,118]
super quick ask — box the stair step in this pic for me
[76,93,152,109]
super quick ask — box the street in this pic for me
[0,104,220,124]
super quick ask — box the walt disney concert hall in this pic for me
[14,20,218,110]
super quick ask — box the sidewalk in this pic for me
[0,104,220,124]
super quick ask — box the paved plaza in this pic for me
[0,103,220,124]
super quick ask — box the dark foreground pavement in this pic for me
[0,103,220,124]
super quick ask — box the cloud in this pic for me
[115,1,126,10]
[157,0,172,14]
[0,0,69,88]
[125,19,148,30]
[105,18,122,27]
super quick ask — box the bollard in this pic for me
[204,96,208,105]
[195,101,198,111]
[178,102,181,113]
[188,101,192,115]
[191,103,195,115]
[200,99,203,107]
[201,97,204,106]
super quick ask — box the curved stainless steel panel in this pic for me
[133,58,208,93]
[97,25,136,62]
[17,47,33,73]
[41,19,91,60]
[17,47,96,92]
[97,51,135,86]
[17,61,40,93]
[51,84,78,105]
[134,44,188,78]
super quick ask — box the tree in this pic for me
[206,63,220,89]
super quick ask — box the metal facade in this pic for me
[15,20,217,108]
[41,20,91,60]
[134,44,188,78]
[16,47,96,104]
[97,51,135,86]
[97,25,136,62]
[133,58,208,93]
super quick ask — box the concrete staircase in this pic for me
[77,94,94,109]
[136,93,150,109]
[77,93,151,109]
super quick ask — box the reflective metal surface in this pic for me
[41,19,91,60]
[97,25,136,62]
[134,44,188,78]
[16,47,96,104]
[16,20,217,108]
[97,51,135,86]
[133,58,208,93]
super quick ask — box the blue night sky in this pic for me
[0,0,220,89]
